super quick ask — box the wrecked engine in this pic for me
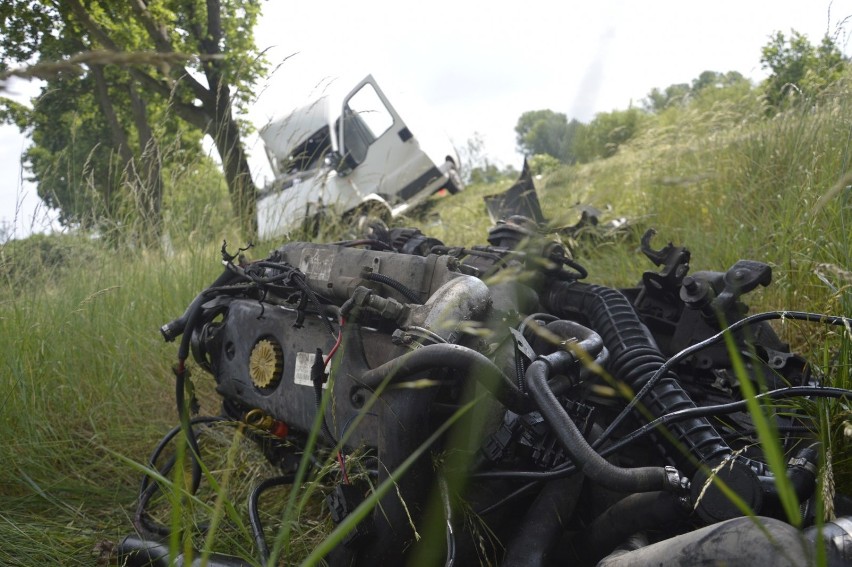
[121,188,852,566]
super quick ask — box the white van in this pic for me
[257,75,463,239]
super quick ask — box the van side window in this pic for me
[340,83,394,167]
[340,108,372,165]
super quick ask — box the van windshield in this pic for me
[286,127,331,173]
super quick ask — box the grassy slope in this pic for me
[1,79,851,565]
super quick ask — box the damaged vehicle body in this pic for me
[257,75,463,240]
[121,169,852,566]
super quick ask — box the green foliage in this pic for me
[470,162,518,185]
[643,71,751,112]
[528,153,562,175]
[515,107,648,165]
[0,232,99,288]
[0,0,266,238]
[760,29,846,109]
[515,109,581,163]
[572,106,647,162]
[643,82,691,112]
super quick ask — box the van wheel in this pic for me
[445,167,464,194]
[344,203,392,244]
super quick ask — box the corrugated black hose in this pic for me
[543,282,731,466]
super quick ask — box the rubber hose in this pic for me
[160,269,239,342]
[578,491,689,563]
[502,473,585,567]
[524,359,675,493]
[364,271,424,304]
[357,343,535,414]
[248,476,294,563]
[759,444,819,505]
[539,319,604,372]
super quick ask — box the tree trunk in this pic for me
[208,109,258,239]
[198,0,257,239]
[90,63,133,218]
[127,81,163,238]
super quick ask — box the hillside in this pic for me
[1,71,851,566]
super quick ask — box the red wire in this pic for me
[337,451,349,484]
[324,317,349,484]
[323,317,345,368]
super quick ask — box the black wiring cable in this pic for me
[292,271,338,336]
[438,474,456,567]
[138,416,229,495]
[473,384,852,485]
[719,424,814,441]
[613,385,850,452]
[592,309,852,450]
[135,455,178,537]
[160,269,242,341]
[174,362,204,495]
[248,475,295,563]
[134,416,232,536]
[475,480,543,516]
[563,257,589,280]
[242,262,301,285]
[363,271,424,304]
[229,260,338,336]
[314,378,339,446]
[548,254,588,281]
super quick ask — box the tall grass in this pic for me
[0,222,240,564]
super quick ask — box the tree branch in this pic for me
[65,0,213,105]
[127,0,174,53]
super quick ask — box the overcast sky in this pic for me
[1,0,850,238]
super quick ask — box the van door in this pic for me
[337,76,444,206]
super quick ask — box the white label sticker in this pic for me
[294,351,328,388]
[299,247,336,282]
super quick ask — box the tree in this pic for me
[760,30,846,109]
[572,107,646,162]
[515,110,582,163]
[642,83,690,113]
[642,71,750,113]
[0,0,265,236]
[691,70,748,93]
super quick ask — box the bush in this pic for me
[0,232,101,291]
